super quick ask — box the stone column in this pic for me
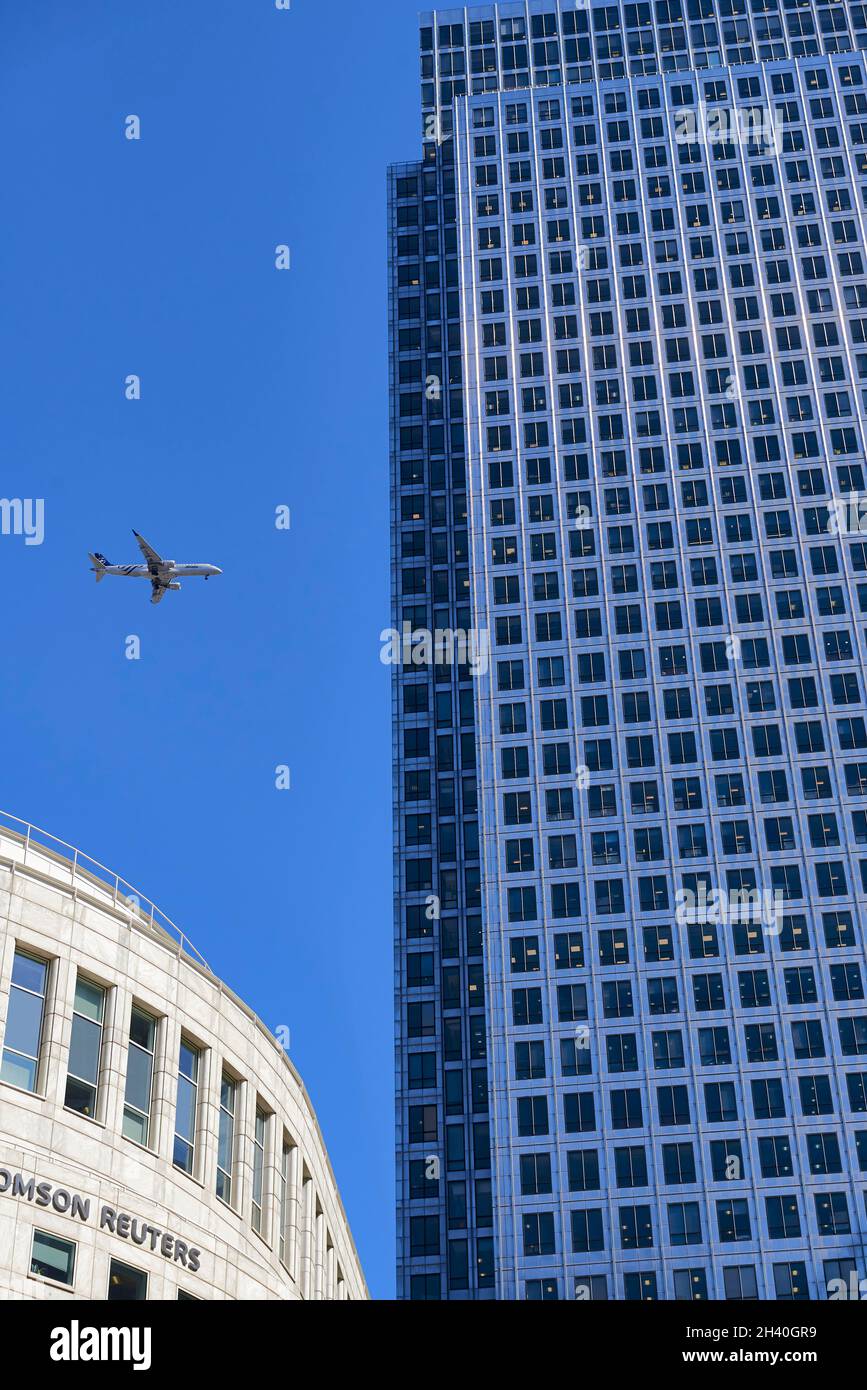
[199,1046,222,1201]
[313,1208,326,1299]
[261,1112,280,1251]
[152,1014,181,1159]
[285,1143,301,1284]
[42,953,74,1110]
[101,980,133,1135]
[234,1079,254,1220]
[299,1172,315,1299]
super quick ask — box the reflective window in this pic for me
[64,976,106,1117]
[173,1039,200,1174]
[31,1229,75,1286]
[1,950,48,1092]
[122,1007,156,1145]
[216,1073,236,1204]
[252,1106,266,1233]
[108,1258,148,1301]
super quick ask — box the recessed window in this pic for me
[251,1106,267,1234]
[122,1007,156,1145]
[1,950,49,1092]
[216,1073,237,1204]
[31,1229,75,1286]
[65,976,106,1117]
[173,1039,200,1174]
[108,1259,148,1301]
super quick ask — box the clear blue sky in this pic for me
[1,0,426,1299]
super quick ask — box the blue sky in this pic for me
[1,0,427,1299]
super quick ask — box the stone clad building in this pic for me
[0,814,367,1301]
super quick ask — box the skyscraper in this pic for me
[390,0,867,1301]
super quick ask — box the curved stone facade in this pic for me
[0,816,367,1301]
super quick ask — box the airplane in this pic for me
[89,531,223,605]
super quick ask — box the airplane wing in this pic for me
[133,530,164,575]
[150,579,168,605]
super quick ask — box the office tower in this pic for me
[390,0,867,1301]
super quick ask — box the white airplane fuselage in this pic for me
[103,563,221,580]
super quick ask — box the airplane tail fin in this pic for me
[89,552,109,582]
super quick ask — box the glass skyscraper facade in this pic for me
[390,0,867,1301]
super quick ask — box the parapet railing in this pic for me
[0,810,211,973]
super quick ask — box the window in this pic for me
[574,1273,607,1300]
[1,949,48,1092]
[123,1008,156,1145]
[669,1202,702,1247]
[724,1265,759,1300]
[173,1040,200,1174]
[815,1191,850,1236]
[625,1270,657,1300]
[526,1278,559,1300]
[64,976,106,1118]
[30,1230,75,1287]
[411,1214,440,1256]
[217,1073,237,1204]
[774,1262,809,1302]
[108,1259,148,1301]
[523,1210,555,1256]
[252,1106,267,1234]
[674,1267,708,1300]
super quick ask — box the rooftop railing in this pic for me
[0,811,211,973]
